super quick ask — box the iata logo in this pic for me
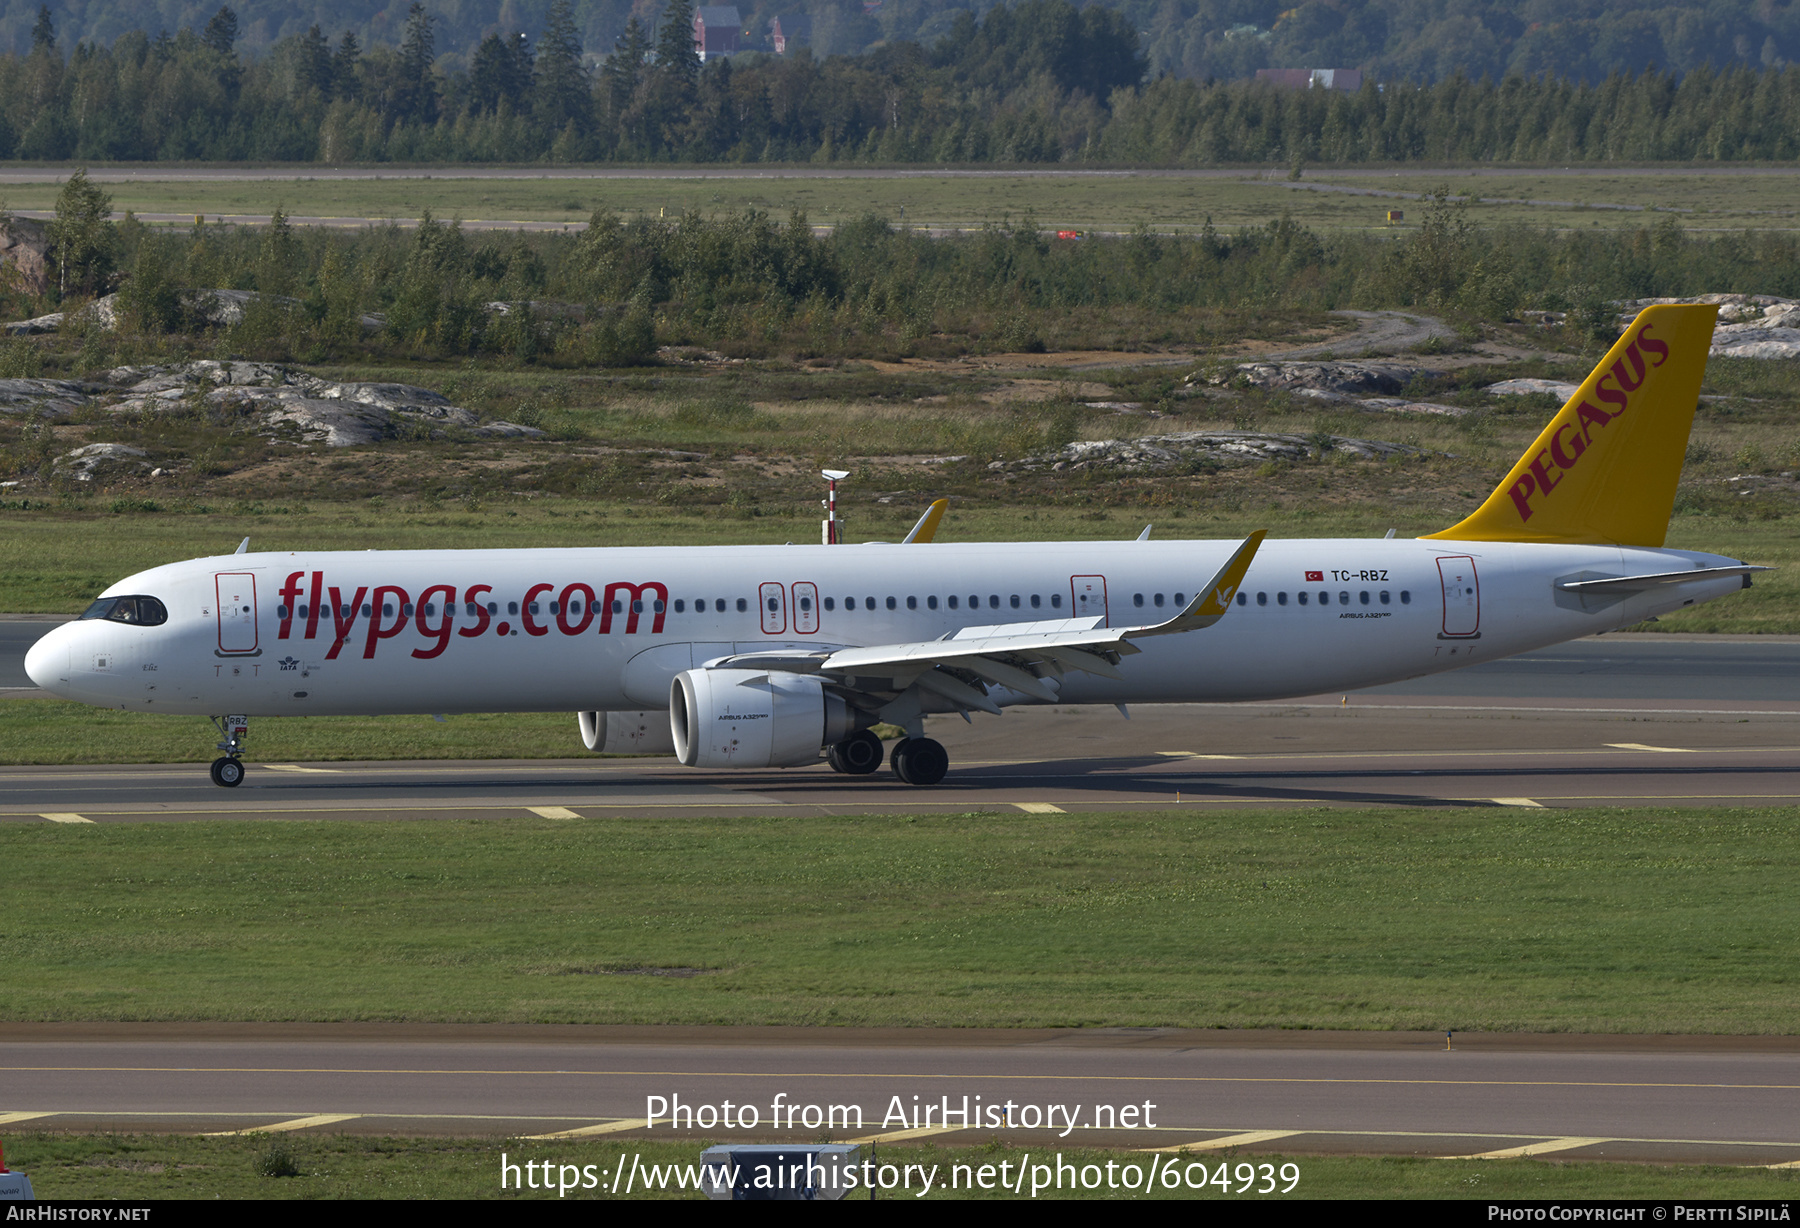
[278,656,299,671]
[1507,323,1670,521]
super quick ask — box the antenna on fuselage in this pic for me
[234,537,249,555]
[821,469,849,545]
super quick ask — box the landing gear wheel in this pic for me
[889,737,949,787]
[830,730,884,775]
[210,757,244,788]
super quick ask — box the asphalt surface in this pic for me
[3,1027,1798,1166]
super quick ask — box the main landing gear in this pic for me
[826,729,884,775]
[889,737,949,787]
[209,714,248,788]
[825,729,950,785]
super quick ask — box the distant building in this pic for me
[693,6,741,60]
[1255,68,1364,91]
[768,13,811,54]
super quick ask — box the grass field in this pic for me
[2,166,1798,234]
[4,807,1797,1031]
[8,1133,1798,1199]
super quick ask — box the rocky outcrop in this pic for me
[1485,378,1580,400]
[1187,360,1468,416]
[1204,360,1436,397]
[95,360,545,447]
[992,430,1423,474]
[0,377,89,415]
[55,442,148,481]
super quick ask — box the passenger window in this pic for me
[886,596,897,610]
[1256,592,1267,606]
[736,598,748,612]
[988,595,999,609]
[1400,590,1412,604]
[948,595,959,609]
[1359,591,1370,606]
[906,596,917,609]
[1051,594,1063,609]
[1298,591,1309,606]
[1379,591,1390,605]
[1277,592,1288,606]
[1133,593,1145,608]
[675,600,686,613]
[1030,594,1041,608]
[825,597,836,611]
[1338,592,1349,606]
[1236,592,1248,607]
[1154,593,1165,607]
[384,603,395,617]
[928,595,938,609]
[508,602,519,615]
[1010,595,1020,609]
[799,596,812,612]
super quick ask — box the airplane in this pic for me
[25,303,1764,789]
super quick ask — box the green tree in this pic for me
[47,169,118,299]
[397,3,439,124]
[30,4,53,49]
[201,6,238,55]
[535,0,589,132]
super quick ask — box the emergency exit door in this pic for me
[1071,575,1109,626]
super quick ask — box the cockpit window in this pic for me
[79,596,168,626]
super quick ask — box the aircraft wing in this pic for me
[712,532,1266,708]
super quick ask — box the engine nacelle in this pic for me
[578,710,677,755]
[670,668,864,768]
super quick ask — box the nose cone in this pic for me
[24,624,73,693]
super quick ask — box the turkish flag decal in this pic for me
[1305,570,1324,582]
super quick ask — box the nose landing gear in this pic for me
[209,714,249,788]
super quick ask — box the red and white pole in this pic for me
[821,469,849,545]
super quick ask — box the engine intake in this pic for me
[670,669,865,768]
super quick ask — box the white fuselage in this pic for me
[25,537,1747,719]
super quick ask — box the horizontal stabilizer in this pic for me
[1556,565,1768,592]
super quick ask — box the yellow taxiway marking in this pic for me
[527,806,583,820]
[1147,1130,1301,1152]
[1014,802,1066,814]
[1456,1137,1609,1159]
[1605,743,1694,753]
[845,1126,968,1144]
[526,1119,648,1139]
[39,812,93,824]
[207,1113,362,1135]
[0,1112,54,1124]
[1158,752,1245,759]
[263,764,342,773]
[1490,798,1545,808]
[1766,1158,1800,1169]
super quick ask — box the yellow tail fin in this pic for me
[1425,303,1717,547]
